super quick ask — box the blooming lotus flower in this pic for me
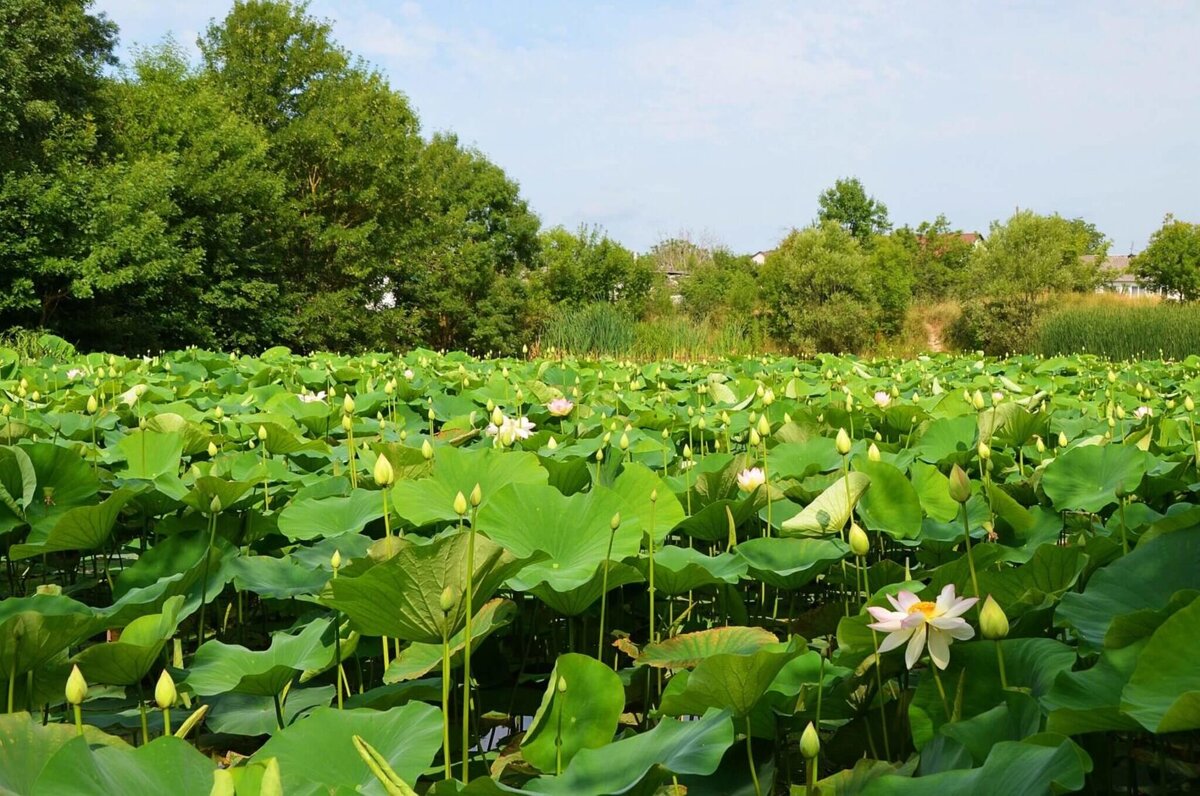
[547,397,574,417]
[66,368,85,380]
[737,467,766,492]
[403,368,415,380]
[297,390,327,404]
[867,584,977,669]
[486,415,536,446]
[873,390,891,408]
[1135,405,1151,419]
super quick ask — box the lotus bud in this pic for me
[205,440,217,458]
[661,428,670,440]
[783,412,792,424]
[800,721,820,760]
[208,494,222,514]
[849,523,870,557]
[749,429,761,447]
[214,406,223,420]
[557,676,567,694]
[491,406,504,427]
[66,665,88,705]
[1107,370,1117,384]
[1186,396,1195,413]
[979,595,1010,640]
[343,394,356,414]
[155,669,177,709]
[595,447,604,463]
[977,442,991,461]
[971,390,986,411]
[757,415,770,437]
[763,388,775,406]
[867,443,881,462]
[1057,431,1068,448]
[1,404,8,417]
[683,444,692,461]
[440,586,456,613]
[835,428,852,456]
[427,407,436,422]
[421,440,434,460]
[400,430,408,441]
[610,512,621,532]
[331,549,342,571]
[257,425,267,442]
[904,557,912,581]
[470,483,482,507]
[748,410,756,423]
[86,395,98,414]
[341,415,352,432]
[619,432,629,451]
[547,436,558,449]
[454,491,468,517]
[650,489,658,503]
[374,454,395,487]
[948,464,971,504]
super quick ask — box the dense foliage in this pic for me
[1,344,1199,793]
[1135,215,1200,301]
[1036,296,1200,360]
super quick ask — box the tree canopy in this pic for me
[1136,216,1200,301]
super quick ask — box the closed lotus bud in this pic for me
[867,443,881,462]
[257,425,267,441]
[421,440,434,460]
[977,442,991,461]
[849,523,870,557]
[749,429,761,447]
[757,415,770,437]
[835,428,852,456]
[557,675,567,694]
[330,549,342,570]
[454,491,468,516]
[547,436,558,449]
[374,454,395,486]
[86,395,98,414]
[650,488,658,503]
[610,512,621,531]
[595,447,604,462]
[1107,370,1117,384]
[427,407,436,422]
[209,495,222,514]
[1058,431,1068,448]
[207,441,218,458]
[1035,436,1045,453]
[979,595,1010,640]
[66,665,88,706]
[949,464,972,504]
[439,586,456,613]
[155,669,177,709]
[341,414,352,432]
[214,406,223,420]
[971,390,986,411]
[470,483,482,507]
[683,444,692,460]
[343,394,356,414]
[763,388,775,406]
[1186,396,1195,413]
[491,406,504,427]
[800,721,820,760]
[619,432,629,451]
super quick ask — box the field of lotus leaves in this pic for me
[2,344,1199,795]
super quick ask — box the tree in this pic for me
[758,222,880,352]
[866,233,914,334]
[908,215,975,300]
[817,177,890,241]
[678,249,759,320]
[1136,216,1200,301]
[966,210,1109,300]
[536,226,656,312]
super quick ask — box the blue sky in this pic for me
[96,0,1200,254]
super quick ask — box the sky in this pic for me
[94,0,1200,254]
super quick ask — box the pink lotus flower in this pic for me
[547,397,574,417]
[873,391,891,408]
[867,584,977,669]
[1135,405,1151,419]
[737,467,766,492]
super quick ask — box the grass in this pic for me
[1035,293,1200,360]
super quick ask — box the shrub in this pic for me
[948,296,1047,355]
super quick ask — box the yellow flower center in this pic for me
[907,601,938,618]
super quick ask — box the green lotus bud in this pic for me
[661,428,670,440]
[66,665,88,706]
[977,442,991,461]
[756,415,770,437]
[1107,370,1117,384]
[1186,396,1195,413]
[800,721,820,759]
[835,428,852,456]
[980,595,1010,640]
[374,454,394,486]
[619,432,629,451]
[749,428,761,447]
[209,495,222,514]
[547,436,558,449]
[454,491,468,517]
[207,441,218,457]
[610,512,621,531]
[341,414,352,432]
[343,394,356,414]
[330,549,342,570]
[491,406,504,427]
[155,669,177,709]
[214,406,223,420]
[422,440,434,460]
[763,388,775,406]
[1058,431,1068,448]
[470,483,482,507]
[650,488,658,503]
[427,407,436,422]
[439,586,456,613]
[86,395,98,414]
[849,523,870,557]
[257,425,268,441]
[971,390,985,410]
[867,443,881,462]
[948,464,971,504]
[683,444,692,461]
[557,675,568,694]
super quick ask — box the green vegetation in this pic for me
[1135,216,1200,301]
[1036,295,1200,360]
[0,347,1198,794]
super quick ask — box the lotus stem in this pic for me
[959,501,981,602]
[137,680,149,745]
[441,630,452,780]
[6,660,14,713]
[931,663,952,722]
[745,715,762,796]
[273,691,285,731]
[73,704,83,735]
[996,641,1009,690]
[462,519,476,783]
[597,518,619,660]
[162,706,171,736]
[197,509,219,650]
[382,488,392,540]
[1118,495,1129,554]
[862,565,891,761]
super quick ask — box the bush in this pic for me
[1035,296,1200,360]
[948,296,1047,355]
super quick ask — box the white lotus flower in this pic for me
[297,390,327,404]
[867,584,977,670]
[1135,405,1151,419]
[737,467,766,492]
[66,368,85,380]
[486,414,536,446]
[873,390,891,408]
[547,397,574,417]
[403,368,415,380]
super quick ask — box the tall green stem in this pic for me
[959,502,981,601]
[197,510,218,650]
[745,715,762,796]
[462,516,476,783]
[863,564,891,760]
[442,631,452,780]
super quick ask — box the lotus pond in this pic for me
[2,346,1199,794]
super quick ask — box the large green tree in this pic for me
[536,226,658,314]
[816,177,890,242]
[1135,216,1200,301]
[966,210,1108,300]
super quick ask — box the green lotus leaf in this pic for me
[909,461,961,523]
[1042,443,1153,513]
[658,637,803,718]
[674,489,764,543]
[521,653,625,773]
[325,531,524,644]
[630,546,746,596]
[770,438,842,480]
[912,415,978,466]
[251,704,442,796]
[228,555,330,599]
[384,598,517,682]
[607,462,685,545]
[0,595,100,681]
[1120,594,1200,732]
[734,537,849,590]
[186,618,334,697]
[20,443,101,539]
[113,429,184,480]
[855,461,922,539]
[637,626,779,669]
[278,488,384,541]
[205,685,335,737]
[526,561,643,617]
[33,734,214,796]
[72,595,184,685]
[0,713,128,796]
[391,446,547,527]
[780,472,870,537]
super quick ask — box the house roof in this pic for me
[1082,254,1134,274]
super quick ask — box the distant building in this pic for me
[1085,254,1175,298]
[750,250,773,265]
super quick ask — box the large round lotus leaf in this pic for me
[72,595,184,685]
[606,463,685,545]
[521,653,625,773]
[637,626,779,669]
[325,531,524,644]
[384,598,517,682]
[1042,443,1153,513]
[251,704,442,795]
[770,438,842,479]
[186,618,334,697]
[113,429,184,480]
[477,483,633,593]
[0,595,100,679]
[8,486,142,559]
[1120,595,1200,732]
[21,443,101,538]
[780,472,870,537]
[0,713,128,796]
[658,637,803,717]
[630,546,746,596]
[517,709,734,796]
[855,460,923,539]
[33,735,214,796]
[527,561,643,617]
[278,488,384,541]
[734,536,849,590]
[911,415,978,466]
[390,446,547,527]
